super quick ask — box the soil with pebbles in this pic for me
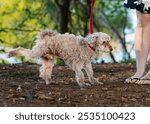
[0,63,150,107]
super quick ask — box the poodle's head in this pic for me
[85,32,112,53]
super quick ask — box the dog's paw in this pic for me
[96,81,103,85]
[7,47,22,57]
[45,78,52,85]
[7,49,19,57]
[6,51,15,57]
[84,83,91,87]
[91,78,103,85]
[79,83,91,89]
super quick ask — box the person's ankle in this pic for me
[132,72,144,78]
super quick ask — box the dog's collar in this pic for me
[88,44,96,51]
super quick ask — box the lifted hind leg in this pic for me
[7,47,38,59]
[7,42,49,59]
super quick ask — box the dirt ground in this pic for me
[0,63,150,107]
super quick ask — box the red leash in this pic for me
[88,0,96,51]
[89,0,95,34]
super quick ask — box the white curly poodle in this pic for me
[8,29,112,88]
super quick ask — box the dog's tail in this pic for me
[36,29,57,42]
[7,29,57,60]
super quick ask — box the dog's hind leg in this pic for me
[7,47,40,59]
[7,42,49,59]
[84,63,103,85]
[40,55,55,85]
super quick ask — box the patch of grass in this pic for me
[119,58,136,64]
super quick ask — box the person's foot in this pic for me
[125,77,140,84]
[124,72,144,84]
[135,72,150,84]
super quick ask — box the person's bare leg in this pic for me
[134,12,150,77]
[125,11,150,83]
[136,13,150,84]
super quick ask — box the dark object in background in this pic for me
[124,0,150,13]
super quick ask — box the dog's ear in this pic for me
[93,36,99,47]
[85,35,98,44]
[100,35,111,42]
[95,36,99,41]
[79,38,89,47]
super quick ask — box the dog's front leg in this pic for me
[75,69,91,88]
[84,63,103,85]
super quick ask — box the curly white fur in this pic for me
[8,29,112,88]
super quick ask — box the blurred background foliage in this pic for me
[0,0,135,64]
